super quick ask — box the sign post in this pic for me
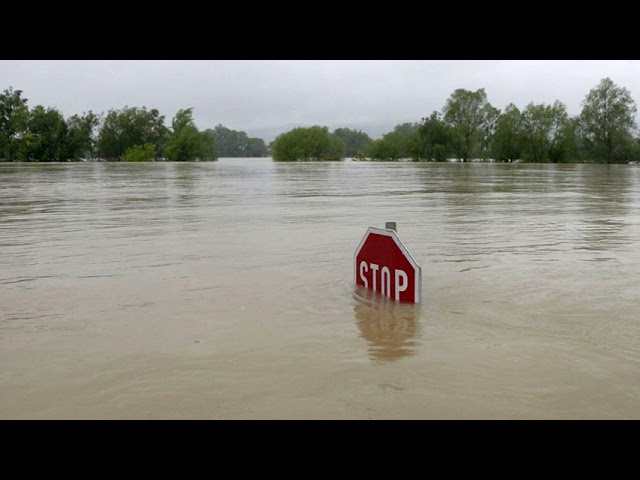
[354,224,422,303]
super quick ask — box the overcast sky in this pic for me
[1,60,639,142]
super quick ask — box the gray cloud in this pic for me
[2,60,639,142]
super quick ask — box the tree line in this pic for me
[0,87,269,161]
[2,77,638,163]
[271,77,639,164]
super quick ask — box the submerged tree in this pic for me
[20,105,69,161]
[121,143,156,162]
[520,100,569,162]
[65,111,100,160]
[331,127,372,157]
[358,122,430,161]
[478,104,500,159]
[199,130,217,160]
[165,108,216,161]
[0,87,29,161]
[272,126,345,161]
[442,88,495,161]
[491,103,526,162]
[578,77,638,163]
[393,122,419,138]
[412,112,452,161]
[361,131,409,161]
[97,106,168,160]
[208,124,268,157]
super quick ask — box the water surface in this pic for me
[1,159,639,419]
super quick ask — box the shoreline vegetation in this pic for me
[1,77,638,164]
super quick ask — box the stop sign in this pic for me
[354,227,422,303]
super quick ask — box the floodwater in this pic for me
[1,159,639,419]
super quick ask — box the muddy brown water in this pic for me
[1,159,639,419]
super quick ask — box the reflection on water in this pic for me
[353,286,421,362]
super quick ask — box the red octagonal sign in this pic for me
[354,227,422,303]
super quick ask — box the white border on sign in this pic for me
[354,227,422,304]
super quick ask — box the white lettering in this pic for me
[359,261,368,288]
[381,267,391,297]
[370,263,379,291]
[395,269,408,301]
[360,262,411,301]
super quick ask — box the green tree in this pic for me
[479,105,500,159]
[361,131,408,161]
[0,86,29,161]
[19,105,69,161]
[491,103,526,162]
[244,136,268,157]
[121,143,156,162]
[578,77,638,163]
[632,136,640,162]
[331,127,372,157]
[521,100,569,162]
[97,106,168,160]
[272,126,345,161]
[393,122,419,138]
[442,88,495,161]
[165,108,216,161]
[208,124,268,157]
[360,123,420,161]
[394,123,421,160]
[66,111,100,160]
[413,111,453,161]
[199,129,217,161]
[556,116,581,163]
[209,124,242,156]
